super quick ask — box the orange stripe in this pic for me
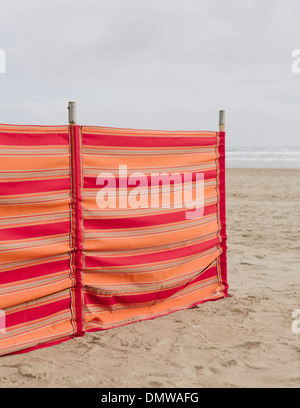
[0,202,69,217]
[0,125,68,134]
[83,153,217,168]
[0,156,69,171]
[0,319,73,356]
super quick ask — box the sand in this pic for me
[0,168,299,388]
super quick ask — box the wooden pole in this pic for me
[68,101,76,125]
[219,110,225,132]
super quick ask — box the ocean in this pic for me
[226,148,300,169]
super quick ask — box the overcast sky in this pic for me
[0,0,300,147]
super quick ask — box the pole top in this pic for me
[68,101,76,125]
[219,110,225,132]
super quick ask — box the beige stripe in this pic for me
[0,274,71,295]
[0,212,69,227]
[0,148,69,155]
[0,193,70,204]
[83,162,217,173]
[0,170,70,180]
[0,235,70,250]
[83,163,216,175]
[82,147,216,156]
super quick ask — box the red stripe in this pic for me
[0,131,69,146]
[0,221,70,241]
[69,125,84,337]
[0,259,71,285]
[84,266,218,307]
[85,236,219,268]
[218,131,228,296]
[82,133,217,148]
[0,178,70,196]
[6,298,70,327]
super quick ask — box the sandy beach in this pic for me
[0,168,299,388]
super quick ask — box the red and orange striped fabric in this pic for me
[0,123,227,356]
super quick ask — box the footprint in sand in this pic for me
[148,381,163,387]
[236,341,262,350]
